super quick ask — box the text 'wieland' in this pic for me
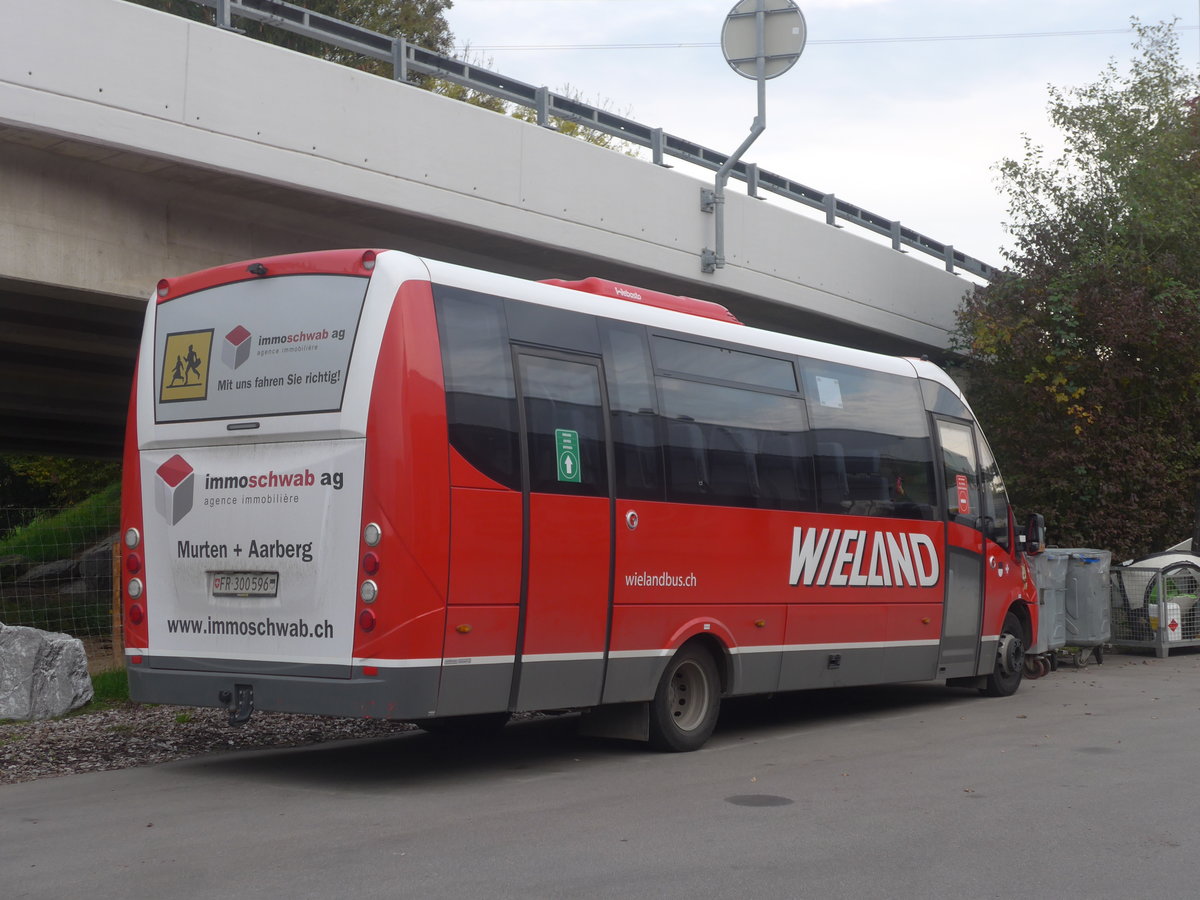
[788,527,940,588]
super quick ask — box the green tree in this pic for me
[436,57,640,156]
[509,83,640,157]
[128,2,637,152]
[125,0,454,84]
[0,454,121,539]
[429,46,510,112]
[953,21,1200,558]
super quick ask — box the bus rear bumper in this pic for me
[127,660,440,722]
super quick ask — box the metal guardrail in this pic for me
[192,0,997,281]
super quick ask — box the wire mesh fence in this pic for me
[0,505,120,640]
[1111,562,1200,658]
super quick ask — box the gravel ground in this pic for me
[0,704,418,785]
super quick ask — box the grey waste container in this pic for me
[1027,549,1068,655]
[1061,549,1112,647]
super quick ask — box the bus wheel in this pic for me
[981,613,1025,697]
[648,644,721,752]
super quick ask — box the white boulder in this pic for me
[0,623,94,720]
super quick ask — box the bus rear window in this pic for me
[153,274,367,423]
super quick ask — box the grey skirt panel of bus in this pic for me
[128,664,440,721]
[436,662,515,718]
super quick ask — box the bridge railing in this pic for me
[189,0,996,281]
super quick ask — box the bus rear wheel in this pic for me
[648,644,721,752]
[981,612,1025,697]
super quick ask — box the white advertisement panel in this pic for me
[140,439,365,667]
[153,274,368,423]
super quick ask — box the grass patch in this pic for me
[92,667,129,704]
[0,484,120,635]
[64,668,131,718]
[0,482,120,566]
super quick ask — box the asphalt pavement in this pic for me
[5,649,1199,899]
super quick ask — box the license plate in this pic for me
[211,571,279,598]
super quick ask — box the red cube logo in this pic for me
[155,454,194,524]
[223,325,252,370]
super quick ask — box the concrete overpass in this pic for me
[0,0,983,457]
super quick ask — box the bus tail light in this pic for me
[128,603,145,626]
[359,580,378,603]
[126,553,142,575]
[358,609,377,632]
[361,250,377,271]
[362,552,380,576]
[363,522,381,546]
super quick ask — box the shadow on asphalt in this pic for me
[171,681,980,790]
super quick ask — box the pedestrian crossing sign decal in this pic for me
[160,329,214,403]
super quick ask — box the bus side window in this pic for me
[815,441,849,512]
[433,286,520,489]
[976,428,1011,550]
[656,375,810,510]
[519,356,608,497]
[920,379,971,419]
[802,361,935,520]
[757,430,814,511]
[599,322,664,500]
[936,419,980,529]
[708,426,759,503]
[665,418,709,498]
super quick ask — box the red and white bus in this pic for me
[121,249,1040,751]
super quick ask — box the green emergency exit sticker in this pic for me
[555,428,581,483]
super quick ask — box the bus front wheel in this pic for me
[648,644,721,752]
[981,613,1025,697]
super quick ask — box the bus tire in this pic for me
[648,644,721,752]
[981,612,1025,697]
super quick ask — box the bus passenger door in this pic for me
[511,350,614,711]
[934,417,985,679]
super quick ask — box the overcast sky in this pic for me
[446,1,1200,273]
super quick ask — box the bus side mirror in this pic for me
[1024,513,1046,556]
